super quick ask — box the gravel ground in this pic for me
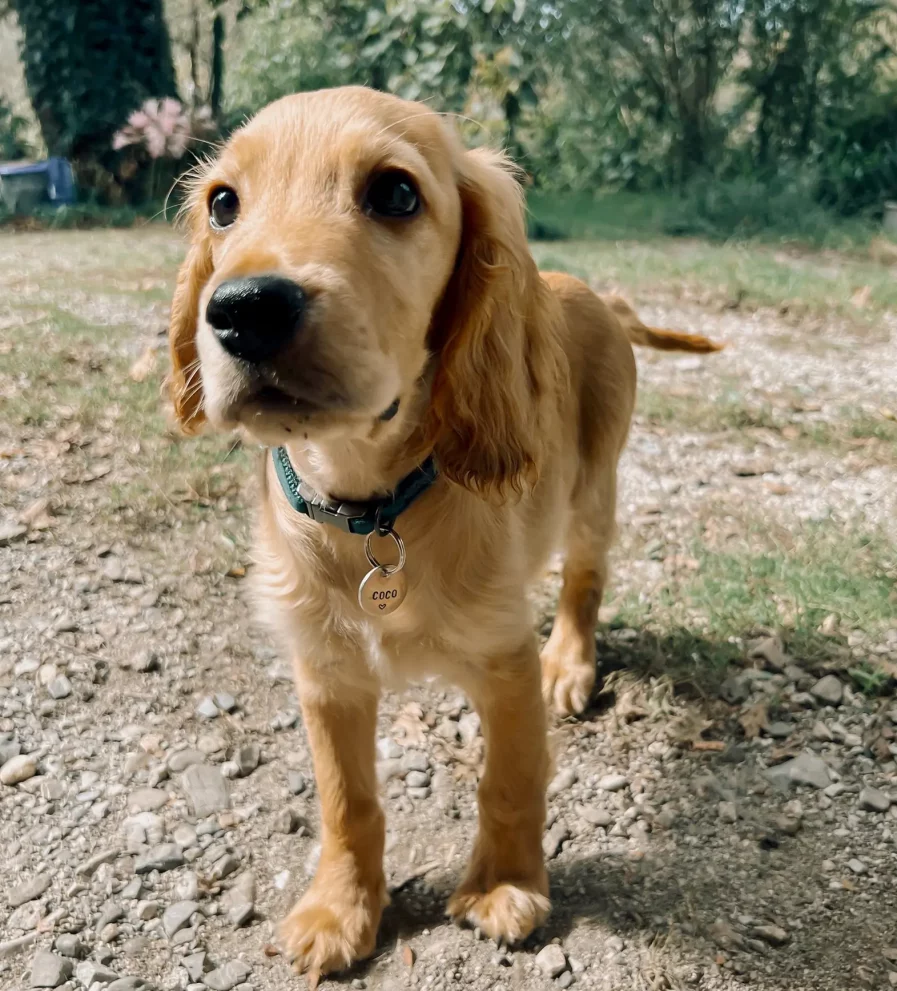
[1,231,896,991]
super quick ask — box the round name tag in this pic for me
[358,565,407,616]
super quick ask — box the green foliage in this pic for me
[0,202,165,231]
[12,0,177,185]
[0,97,30,160]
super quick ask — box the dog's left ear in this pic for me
[167,239,213,432]
[426,147,565,500]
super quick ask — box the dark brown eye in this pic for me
[364,171,420,218]
[209,187,239,229]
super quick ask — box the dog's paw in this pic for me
[279,878,385,980]
[448,881,550,943]
[540,643,595,716]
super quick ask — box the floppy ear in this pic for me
[168,239,213,432]
[426,147,565,500]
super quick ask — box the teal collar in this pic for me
[272,446,438,535]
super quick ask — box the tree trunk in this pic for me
[12,0,178,197]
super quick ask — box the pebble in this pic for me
[181,764,230,817]
[162,900,200,937]
[131,649,160,673]
[273,808,299,834]
[1,753,37,785]
[751,925,790,946]
[458,712,481,745]
[405,770,430,788]
[214,692,237,713]
[47,675,73,700]
[54,935,88,959]
[175,872,200,901]
[858,786,890,813]
[222,872,255,927]
[135,843,185,875]
[557,973,574,989]
[196,697,220,720]
[74,961,119,986]
[182,952,207,982]
[598,773,629,793]
[30,950,73,988]
[718,801,738,823]
[203,959,252,991]
[535,944,568,978]
[547,768,577,798]
[847,858,868,875]
[75,848,120,877]
[10,873,51,907]
[401,750,429,773]
[575,804,613,827]
[106,980,152,991]
[211,853,240,881]
[764,751,832,790]
[233,744,260,777]
[287,771,307,794]
[811,675,843,706]
[128,787,168,812]
[168,749,205,773]
[543,821,569,859]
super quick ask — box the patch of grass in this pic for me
[610,522,896,691]
[530,238,897,328]
[527,191,671,242]
[636,386,780,433]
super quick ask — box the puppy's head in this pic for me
[169,86,561,497]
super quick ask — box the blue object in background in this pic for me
[0,156,76,211]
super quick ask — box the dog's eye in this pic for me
[209,187,240,229]
[364,171,420,218]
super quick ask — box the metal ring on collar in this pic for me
[364,527,406,574]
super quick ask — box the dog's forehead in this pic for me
[224,88,452,179]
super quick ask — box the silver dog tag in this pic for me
[357,528,407,616]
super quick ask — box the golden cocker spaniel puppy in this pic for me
[168,86,720,982]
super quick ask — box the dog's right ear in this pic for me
[168,239,213,432]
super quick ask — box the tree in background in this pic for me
[11,0,178,195]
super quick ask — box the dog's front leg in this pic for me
[280,674,386,979]
[449,639,550,942]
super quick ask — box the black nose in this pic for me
[205,275,306,363]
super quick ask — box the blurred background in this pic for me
[2,0,897,245]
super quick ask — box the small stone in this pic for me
[196,697,219,720]
[751,925,790,946]
[718,801,738,823]
[132,649,160,673]
[598,773,628,793]
[173,824,198,848]
[181,952,207,982]
[407,786,430,799]
[181,764,230,817]
[377,738,404,760]
[222,872,255,928]
[0,522,27,546]
[135,901,160,921]
[96,902,124,931]
[847,858,868,875]
[720,675,750,705]
[535,944,567,978]
[287,771,306,795]
[547,769,577,798]
[47,676,73,700]
[401,750,429,773]
[542,822,569,860]
[198,731,227,755]
[811,675,843,706]
[214,692,237,713]
[211,853,240,881]
[233,744,260,778]
[765,721,793,739]
[75,848,120,877]
[128,788,168,813]
[1,753,37,785]
[135,843,184,875]
[273,808,299,834]
[54,935,88,959]
[764,751,832,791]
[162,900,200,938]
[557,973,574,989]
[575,805,613,828]
[167,750,204,773]
[858,786,890,813]
[175,872,200,901]
[748,636,789,672]
[458,712,481,745]
[30,951,73,988]
[203,960,252,991]
[812,721,834,742]
[106,980,152,991]
[74,962,119,986]
[10,874,51,907]
[405,770,430,789]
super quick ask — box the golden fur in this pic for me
[167,86,721,980]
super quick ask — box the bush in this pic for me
[661,171,876,246]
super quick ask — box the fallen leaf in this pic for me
[129,345,158,382]
[226,565,246,579]
[401,944,415,968]
[739,701,769,740]
[881,407,896,422]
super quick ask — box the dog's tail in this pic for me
[603,293,724,354]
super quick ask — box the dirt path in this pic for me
[1,229,895,991]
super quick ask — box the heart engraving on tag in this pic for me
[357,527,408,617]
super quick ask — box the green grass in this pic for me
[610,523,896,692]
[530,237,897,331]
